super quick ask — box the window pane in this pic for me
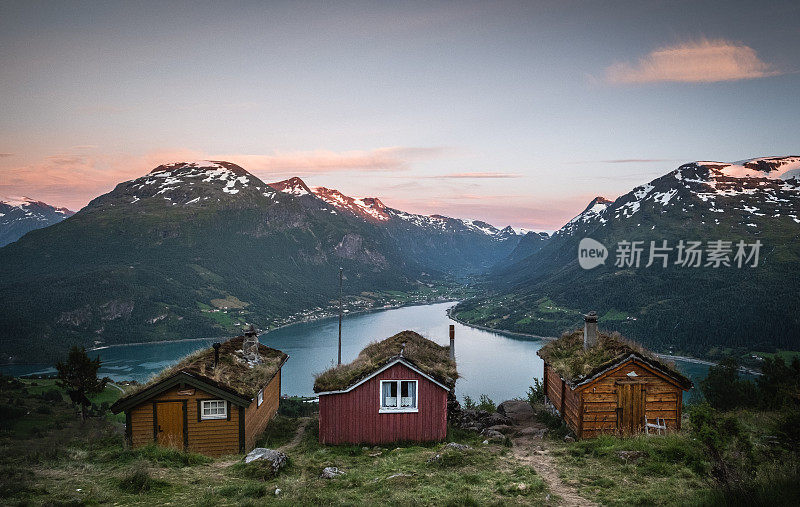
[382,381,398,407]
[401,381,416,408]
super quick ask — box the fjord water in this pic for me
[3,302,715,401]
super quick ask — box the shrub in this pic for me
[700,357,757,410]
[40,389,63,402]
[117,463,169,494]
[462,395,476,410]
[527,379,545,405]
[476,395,495,413]
[112,444,211,468]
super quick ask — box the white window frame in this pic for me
[257,389,264,407]
[379,379,418,413]
[201,399,227,420]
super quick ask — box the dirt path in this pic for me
[510,433,597,506]
[279,417,310,452]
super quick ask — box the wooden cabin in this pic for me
[538,313,692,439]
[314,330,457,445]
[111,330,288,456]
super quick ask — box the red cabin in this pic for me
[313,330,457,445]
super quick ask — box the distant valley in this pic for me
[454,156,800,359]
[0,161,528,363]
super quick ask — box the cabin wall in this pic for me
[579,360,683,438]
[318,362,448,445]
[543,363,581,434]
[244,370,281,450]
[128,385,242,457]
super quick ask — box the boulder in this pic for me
[517,426,547,438]
[482,429,504,439]
[497,400,536,425]
[486,424,514,434]
[443,442,472,452]
[485,413,513,427]
[244,448,288,473]
[321,466,345,479]
[563,435,575,443]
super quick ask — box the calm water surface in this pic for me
[2,302,715,402]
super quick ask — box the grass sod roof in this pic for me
[313,330,457,393]
[118,336,287,402]
[537,329,692,389]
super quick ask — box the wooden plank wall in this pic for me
[580,360,682,438]
[128,385,242,457]
[318,363,448,445]
[543,363,581,434]
[244,369,281,451]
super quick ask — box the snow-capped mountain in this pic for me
[557,156,800,238]
[462,155,800,357]
[0,196,75,247]
[269,176,522,240]
[91,161,279,209]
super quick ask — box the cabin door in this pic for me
[615,381,645,435]
[156,401,184,449]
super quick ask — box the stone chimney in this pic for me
[584,311,598,350]
[242,325,261,364]
[449,325,455,360]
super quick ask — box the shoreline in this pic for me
[84,298,462,351]
[446,305,556,342]
[447,305,763,376]
[0,297,458,368]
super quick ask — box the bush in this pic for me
[117,463,169,494]
[40,389,63,402]
[476,395,495,413]
[111,445,211,468]
[527,379,545,405]
[462,395,476,410]
[700,357,757,410]
[689,404,754,493]
[774,409,800,451]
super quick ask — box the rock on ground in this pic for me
[497,400,535,425]
[321,466,345,479]
[244,448,288,473]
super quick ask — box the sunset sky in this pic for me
[1,0,798,230]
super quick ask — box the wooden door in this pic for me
[616,381,645,435]
[156,402,184,449]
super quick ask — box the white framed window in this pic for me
[201,400,227,420]
[257,389,264,407]
[379,380,418,413]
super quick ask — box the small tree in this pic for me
[699,357,757,410]
[56,346,109,420]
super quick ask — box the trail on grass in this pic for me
[279,417,310,452]
[511,434,597,507]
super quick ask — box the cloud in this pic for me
[605,39,782,84]
[428,172,522,179]
[223,147,448,176]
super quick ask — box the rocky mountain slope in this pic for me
[0,161,524,363]
[0,197,74,247]
[268,177,528,276]
[454,156,800,357]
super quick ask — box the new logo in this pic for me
[578,238,608,270]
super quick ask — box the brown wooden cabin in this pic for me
[111,330,288,457]
[313,330,457,445]
[538,313,692,439]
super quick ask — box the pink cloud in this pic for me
[605,39,782,84]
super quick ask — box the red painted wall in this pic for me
[318,362,448,445]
